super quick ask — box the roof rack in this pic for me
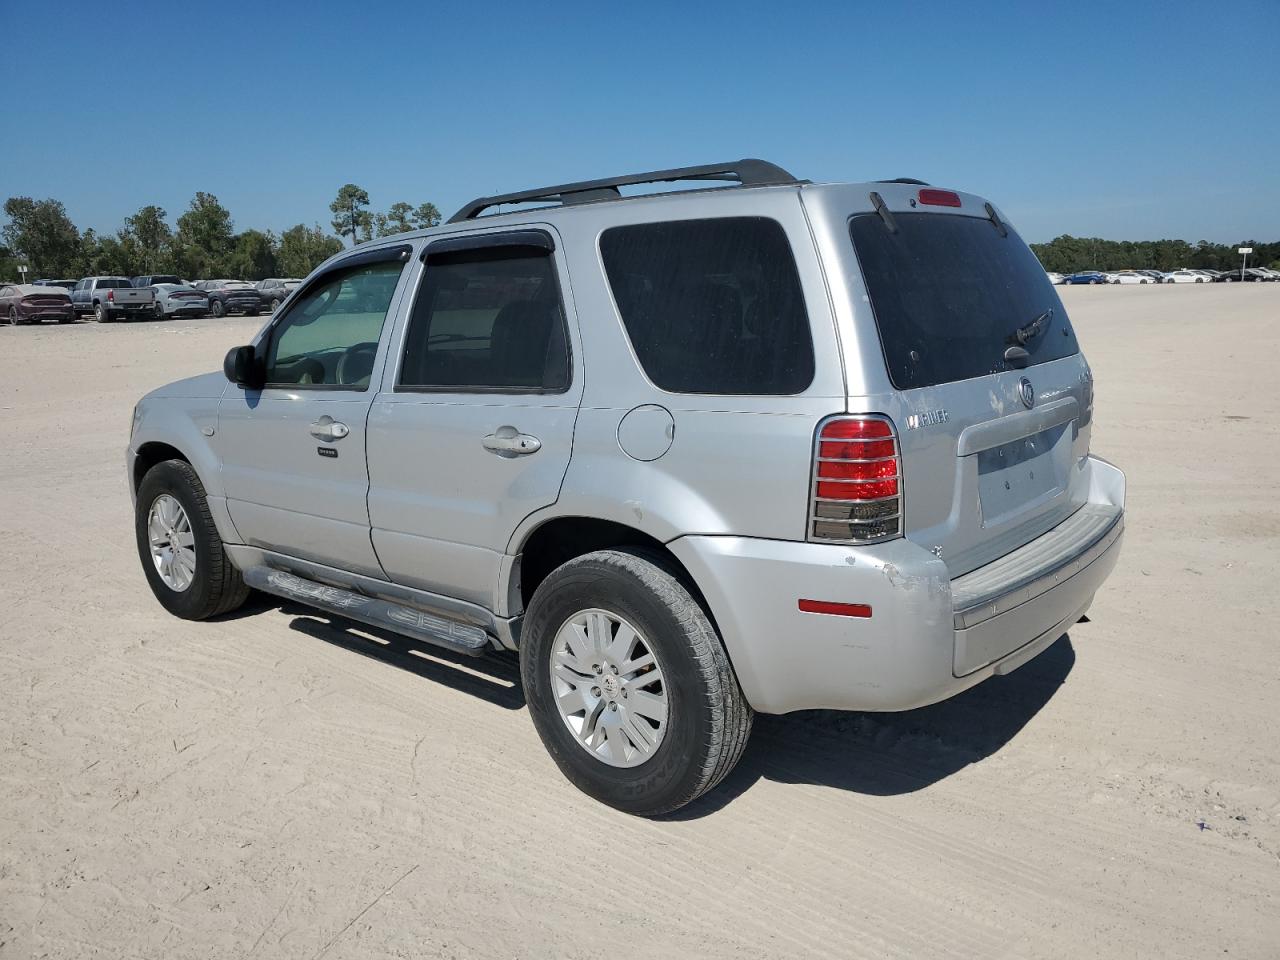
[448,158,800,223]
[877,177,930,185]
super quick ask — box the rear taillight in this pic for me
[107,289,115,302]
[809,415,902,543]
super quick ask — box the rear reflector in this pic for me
[799,599,872,618]
[809,415,902,543]
[918,188,962,207]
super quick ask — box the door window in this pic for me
[599,217,814,395]
[264,259,405,389]
[398,241,570,393]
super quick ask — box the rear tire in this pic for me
[211,300,225,318]
[135,460,250,620]
[520,548,752,816]
[270,298,282,312]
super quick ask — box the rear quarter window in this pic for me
[600,217,814,395]
[849,213,1079,390]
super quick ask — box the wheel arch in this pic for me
[508,516,712,624]
[132,440,191,493]
[130,400,240,546]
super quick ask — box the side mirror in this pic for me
[223,345,264,389]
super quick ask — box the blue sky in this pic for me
[6,0,1278,243]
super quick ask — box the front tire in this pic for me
[154,302,166,319]
[94,303,110,323]
[135,460,250,620]
[6,307,15,326]
[520,548,752,816]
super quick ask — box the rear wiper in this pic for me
[1004,308,1053,367]
[1009,308,1052,346]
[868,191,898,233]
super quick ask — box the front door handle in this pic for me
[310,415,350,441]
[482,426,541,457]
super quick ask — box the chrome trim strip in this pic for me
[813,493,900,506]
[816,455,899,464]
[812,473,902,484]
[955,397,1079,457]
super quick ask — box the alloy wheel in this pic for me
[550,608,669,768]
[147,494,196,591]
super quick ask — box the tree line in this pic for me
[1030,235,1280,274]
[4,191,1276,282]
[0,185,441,282]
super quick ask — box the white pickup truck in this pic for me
[70,277,156,322]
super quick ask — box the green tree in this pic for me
[375,201,414,237]
[278,223,343,277]
[174,192,235,279]
[2,197,81,276]
[0,244,22,281]
[227,229,279,280]
[330,184,372,246]
[88,234,133,276]
[412,202,442,229]
[121,205,173,273]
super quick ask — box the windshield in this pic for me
[849,213,1079,390]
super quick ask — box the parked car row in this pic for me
[6,275,306,323]
[1047,267,1280,285]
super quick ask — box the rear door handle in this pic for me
[483,426,541,457]
[310,415,350,441]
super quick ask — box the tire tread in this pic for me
[522,547,752,815]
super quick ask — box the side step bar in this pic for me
[242,566,490,657]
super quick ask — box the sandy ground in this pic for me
[1,283,1278,959]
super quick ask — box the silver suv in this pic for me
[128,160,1125,815]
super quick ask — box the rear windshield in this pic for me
[849,213,1079,390]
[98,278,133,288]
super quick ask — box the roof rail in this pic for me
[448,158,800,223]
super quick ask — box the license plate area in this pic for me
[977,423,1070,526]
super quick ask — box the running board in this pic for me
[242,566,490,657]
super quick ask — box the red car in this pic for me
[0,283,75,325]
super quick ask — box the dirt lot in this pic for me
[1,284,1278,959]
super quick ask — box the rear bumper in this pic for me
[670,455,1125,714]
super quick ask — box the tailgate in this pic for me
[847,206,1094,577]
